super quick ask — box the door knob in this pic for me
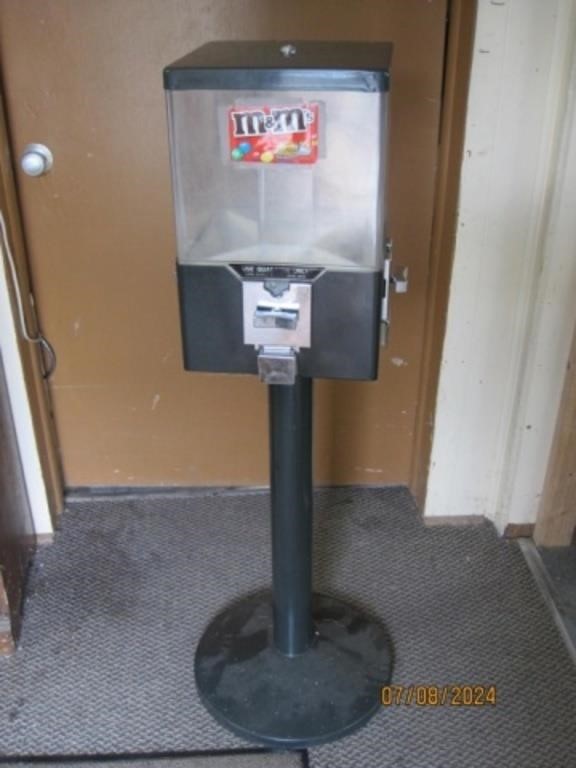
[20,144,53,177]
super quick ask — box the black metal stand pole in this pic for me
[195,376,393,747]
[269,376,314,656]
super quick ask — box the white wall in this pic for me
[426,0,576,529]
[0,219,53,536]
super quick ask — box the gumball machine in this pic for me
[164,41,394,748]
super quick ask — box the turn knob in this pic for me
[20,144,53,177]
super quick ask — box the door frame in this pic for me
[410,0,478,505]
[425,0,576,531]
[0,89,61,537]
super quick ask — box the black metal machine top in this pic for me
[164,40,392,92]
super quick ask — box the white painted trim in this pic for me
[0,216,53,536]
[426,0,576,529]
[498,34,576,527]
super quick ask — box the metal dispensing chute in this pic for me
[164,41,394,748]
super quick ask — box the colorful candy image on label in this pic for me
[228,103,319,165]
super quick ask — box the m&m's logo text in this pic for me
[228,103,319,165]
[231,106,315,138]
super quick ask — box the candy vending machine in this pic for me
[164,40,394,747]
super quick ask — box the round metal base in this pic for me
[195,591,393,748]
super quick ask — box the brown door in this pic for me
[0,0,448,489]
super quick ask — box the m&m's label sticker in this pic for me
[228,103,319,164]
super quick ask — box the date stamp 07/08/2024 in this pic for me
[380,685,498,708]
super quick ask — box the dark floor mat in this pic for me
[0,488,574,767]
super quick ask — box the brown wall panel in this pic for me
[0,0,447,487]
